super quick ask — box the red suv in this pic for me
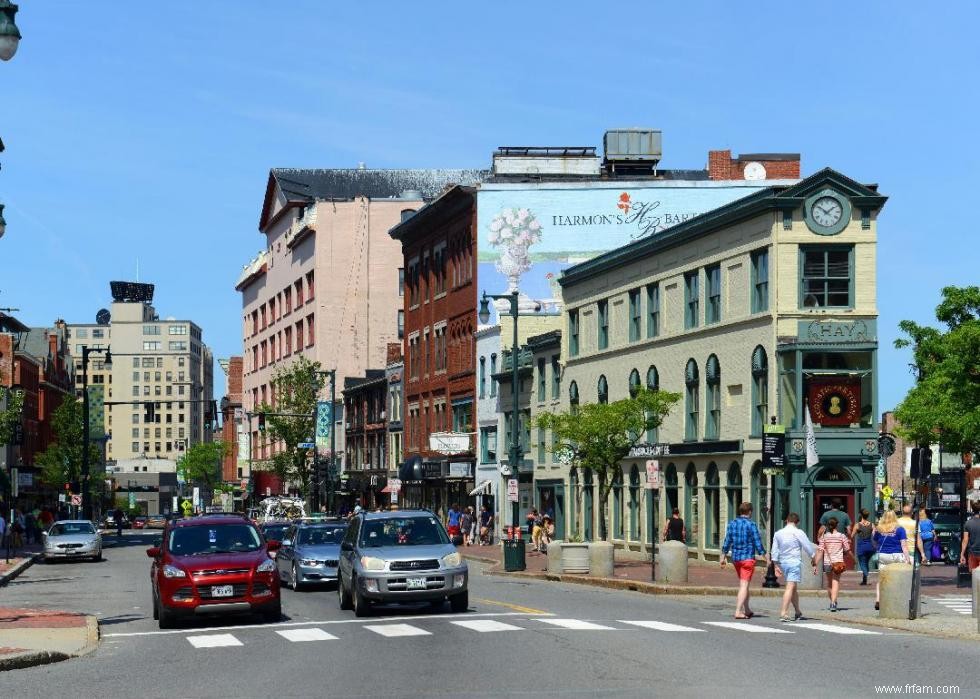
[147,514,281,629]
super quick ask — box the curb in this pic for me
[794,610,980,641]
[0,650,70,672]
[79,616,101,657]
[0,553,42,587]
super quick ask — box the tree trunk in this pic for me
[597,478,610,542]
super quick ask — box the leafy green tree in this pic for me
[256,356,326,499]
[894,285,980,455]
[537,387,681,541]
[36,397,103,493]
[176,441,230,492]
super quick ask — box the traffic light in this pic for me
[919,445,933,478]
[144,401,155,423]
[257,412,266,432]
[909,447,921,479]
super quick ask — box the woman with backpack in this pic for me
[872,509,911,610]
[850,508,875,585]
[815,516,850,612]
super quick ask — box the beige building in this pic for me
[556,169,886,559]
[67,282,215,471]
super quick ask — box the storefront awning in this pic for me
[469,480,492,496]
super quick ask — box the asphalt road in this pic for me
[2,532,977,698]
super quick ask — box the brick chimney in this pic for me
[708,150,801,181]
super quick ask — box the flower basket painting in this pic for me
[487,207,542,293]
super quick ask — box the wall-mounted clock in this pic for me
[743,161,767,180]
[803,188,851,236]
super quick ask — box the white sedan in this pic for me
[43,520,103,562]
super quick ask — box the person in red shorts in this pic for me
[720,501,768,619]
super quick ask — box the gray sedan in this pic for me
[276,522,347,591]
[43,520,103,562]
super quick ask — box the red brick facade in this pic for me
[221,356,243,483]
[707,150,800,180]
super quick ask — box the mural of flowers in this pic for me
[488,207,543,293]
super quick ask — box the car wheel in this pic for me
[338,574,353,610]
[152,592,159,620]
[428,599,445,611]
[158,602,177,629]
[92,550,103,562]
[352,578,371,618]
[262,600,282,623]
[291,563,302,592]
[449,591,469,614]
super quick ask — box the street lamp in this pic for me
[479,291,523,541]
[0,1,20,62]
[81,345,111,521]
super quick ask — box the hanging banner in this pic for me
[87,385,106,439]
[315,401,333,449]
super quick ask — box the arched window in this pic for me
[489,353,498,397]
[646,365,660,443]
[629,465,641,542]
[569,381,579,415]
[726,462,743,525]
[685,359,699,441]
[705,354,721,440]
[751,346,768,436]
[612,469,624,539]
[704,463,721,548]
[597,375,608,404]
[684,463,699,545]
[628,369,641,398]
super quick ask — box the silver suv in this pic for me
[337,510,468,617]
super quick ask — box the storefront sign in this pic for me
[762,424,786,472]
[429,432,471,455]
[448,462,472,479]
[628,443,671,458]
[807,379,861,427]
[799,320,874,343]
[423,462,444,479]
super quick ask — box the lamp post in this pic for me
[81,345,112,521]
[479,290,522,539]
[0,1,20,62]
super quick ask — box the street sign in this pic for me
[429,432,471,455]
[762,423,786,472]
[507,478,519,503]
[297,442,315,449]
[59,493,66,503]
[71,494,81,506]
[645,460,661,489]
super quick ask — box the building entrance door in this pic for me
[813,489,855,569]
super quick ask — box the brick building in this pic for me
[219,356,243,484]
[343,370,388,509]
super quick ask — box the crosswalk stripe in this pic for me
[187,633,243,648]
[792,623,881,635]
[535,619,616,630]
[618,620,705,632]
[702,622,793,634]
[364,623,431,638]
[451,620,524,633]
[276,628,338,642]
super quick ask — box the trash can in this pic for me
[503,539,526,571]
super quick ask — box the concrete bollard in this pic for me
[546,540,563,575]
[588,541,614,578]
[656,540,689,584]
[798,559,825,591]
[878,563,913,619]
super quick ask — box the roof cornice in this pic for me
[388,186,474,244]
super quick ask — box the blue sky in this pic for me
[2,2,977,413]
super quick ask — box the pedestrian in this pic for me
[460,507,474,546]
[0,509,6,548]
[816,517,851,612]
[446,503,462,542]
[24,510,36,545]
[770,512,816,622]
[850,508,875,585]
[526,508,540,541]
[10,510,24,551]
[468,506,478,543]
[896,504,918,564]
[818,498,852,539]
[39,507,54,531]
[663,508,686,543]
[479,504,494,545]
[872,509,911,611]
[917,508,935,566]
[113,506,125,538]
[720,501,768,619]
[959,500,980,573]
[540,515,555,552]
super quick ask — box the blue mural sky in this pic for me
[2,2,977,413]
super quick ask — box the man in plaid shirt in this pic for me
[720,501,768,619]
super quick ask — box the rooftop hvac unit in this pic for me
[603,129,662,165]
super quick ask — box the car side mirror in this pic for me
[341,541,354,552]
[267,540,281,552]
[280,539,291,547]
[146,546,161,558]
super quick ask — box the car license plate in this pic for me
[406,577,427,590]
[211,585,234,598]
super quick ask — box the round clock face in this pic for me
[811,196,843,227]
[743,161,766,180]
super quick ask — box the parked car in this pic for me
[133,516,147,530]
[43,520,103,562]
[258,521,292,555]
[337,510,468,617]
[102,513,131,530]
[146,514,167,529]
[276,520,348,591]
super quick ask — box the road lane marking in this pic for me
[618,620,705,632]
[186,634,242,648]
[103,612,530,637]
[792,623,881,635]
[702,622,793,634]
[473,598,551,615]
[364,623,431,638]
[534,619,616,630]
[450,619,524,633]
[276,628,338,642]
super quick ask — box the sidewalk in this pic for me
[0,543,43,587]
[0,607,99,671]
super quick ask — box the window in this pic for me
[551,355,560,399]
[178,357,185,367]
[480,427,497,463]
[537,358,546,402]
[646,366,659,443]
[143,341,161,350]
[801,246,853,308]
[76,329,88,338]
[398,268,405,297]
[306,271,314,302]
[169,341,187,351]
[705,354,721,440]
[684,271,699,329]
[568,310,580,356]
[132,386,140,397]
[685,359,699,441]
[307,314,315,346]
[133,357,140,368]
[597,300,609,350]
[143,325,160,335]
[169,325,187,335]
[751,346,768,437]
[628,288,641,342]
[646,283,660,338]
[284,287,292,314]
[597,375,608,404]
[628,369,641,398]
[705,265,721,324]
[295,279,304,306]
[569,381,579,415]
[489,354,497,397]
[751,249,769,313]
[538,428,546,463]
[92,328,104,339]
[397,310,404,339]
[452,400,473,433]
[479,357,486,398]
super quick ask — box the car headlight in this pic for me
[163,564,187,578]
[86,539,98,547]
[441,552,462,568]
[300,558,319,567]
[360,556,386,572]
[256,558,275,573]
